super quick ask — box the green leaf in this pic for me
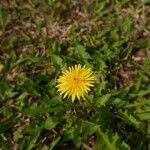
[111,30,119,41]
[0,81,17,103]
[51,54,63,65]
[0,117,18,133]
[121,17,132,34]
[136,105,150,121]
[23,96,65,116]
[44,117,60,130]
[96,128,116,150]
[49,136,61,150]
[63,119,99,148]
[95,129,129,150]
[23,107,51,116]
[137,111,150,121]
[130,87,150,97]
[26,127,41,150]
[96,94,111,107]
[118,110,140,128]
[75,44,91,61]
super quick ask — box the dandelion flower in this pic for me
[56,64,96,102]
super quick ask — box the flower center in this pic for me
[71,77,82,88]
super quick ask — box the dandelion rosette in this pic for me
[56,64,96,102]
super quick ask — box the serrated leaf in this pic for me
[44,117,60,130]
[95,128,116,150]
[63,119,99,148]
[96,94,111,107]
[95,129,129,150]
[119,110,140,127]
[51,54,63,65]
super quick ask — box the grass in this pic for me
[0,0,150,149]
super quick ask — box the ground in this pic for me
[0,0,150,150]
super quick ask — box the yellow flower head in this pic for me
[56,64,96,102]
